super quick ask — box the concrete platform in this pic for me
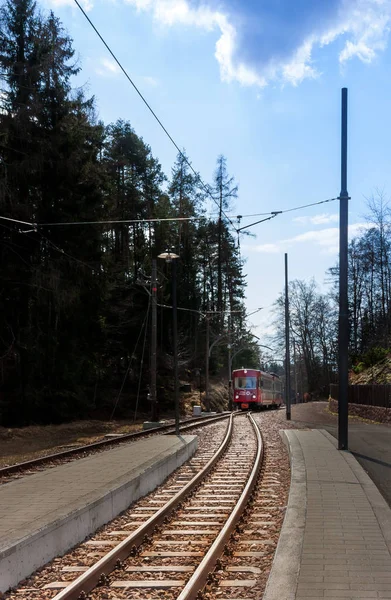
[0,434,197,593]
[264,429,391,600]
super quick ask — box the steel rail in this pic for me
[176,412,264,600]
[0,413,230,477]
[52,413,237,600]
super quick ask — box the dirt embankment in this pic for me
[0,380,229,467]
[350,354,391,384]
[181,380,228,414]
[329,398,391,424]
[0,420,143,467]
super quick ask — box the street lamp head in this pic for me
[158,250,179,263]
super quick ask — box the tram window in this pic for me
[234,377,257,389]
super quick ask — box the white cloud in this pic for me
[284,227,340,254]
[282,39,319,86]
[349,221,370,237]
[339,0,391,63]
[142,75,159,86]
[47,0,93,10]
[95,58,121,76]
[126,0,266,86]
[123,0,391,87]
[214,15,267,87]
[293,213,340,225]
[283,221,369,254]
[251,221,369,256]
[253,243,281,254]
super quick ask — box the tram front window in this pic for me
[234,377,257,389]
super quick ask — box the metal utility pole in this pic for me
[158,250,180,435]
[150,259,158,421]
[227,314,232,411]
[285,253,291,421]
[205,315,210,412]
[338,87,349,451]
[172,258,180,435]
[293,341,298,404]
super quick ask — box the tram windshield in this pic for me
[234,377,257,389]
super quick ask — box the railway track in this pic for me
[0,413,229,483]
[29,412,262,600]
[4,410,293,600]
[201,411,291,598]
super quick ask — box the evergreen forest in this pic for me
[0,0,255,424]
[1,0,390,425]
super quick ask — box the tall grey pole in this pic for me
[227,314,232,411]
[293,340,298,403]
[172,259,179,435]
[150,259,158,421]
[338,87,349,450]
[285,253,291,420]
[205,316,210,412]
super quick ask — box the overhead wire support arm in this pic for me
[233,197,339,233]
[237,212,280,233]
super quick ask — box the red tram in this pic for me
[232,368,283,411]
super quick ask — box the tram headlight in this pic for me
[252,395,256,399]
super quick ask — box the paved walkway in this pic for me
[326,424,391,507]
[277,402,391,507]
[0,434,197,592]
[264,429,391,600]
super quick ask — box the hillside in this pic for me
[350,354,391,385]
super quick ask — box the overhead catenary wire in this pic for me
[277,196,339,214]
[236,196,339,232]
[1,5,341,237]
[71,0,237,233]
[234,197,339,219]
[0,215,35,227]
[0,220,118,284]
[35,216,203,227]
[1,196,340,232]
[0,215,205,228]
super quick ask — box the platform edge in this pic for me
[0,435,198,593]
[262,430,306,600]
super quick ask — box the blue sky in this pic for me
[45,0,391,345]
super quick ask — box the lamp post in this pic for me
[158,250,180,436]
[227,341,232,411]
[285,253,291,421]
[338,87,349,451]
[150,259,158,421]
[205,314,210,411]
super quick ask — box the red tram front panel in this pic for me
[232,368,260,410]
[232,368,282,410]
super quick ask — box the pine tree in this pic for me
[0,0,106,422]
[212,155,238,319]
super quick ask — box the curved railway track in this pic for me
[37,412,263,600]
[0,413,229,482]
